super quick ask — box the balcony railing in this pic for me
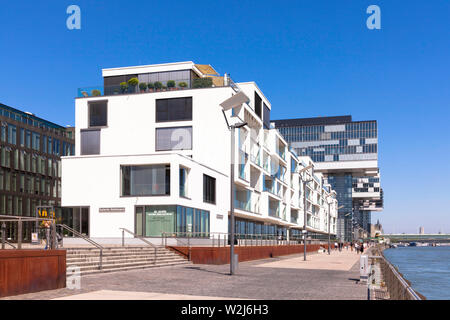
[235,199,251,212]
[78,76,236,98]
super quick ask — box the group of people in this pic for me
[333,241,369,254]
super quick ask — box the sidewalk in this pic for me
[2,250,368,300]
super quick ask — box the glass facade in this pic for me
[229,217,287,239]
[274,116,382,242]
[135,205,210,237]
[275,119,377,163]
[0,103,74,241]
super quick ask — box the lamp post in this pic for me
[220,91,250,275]
[326,191,335,255]
[298,165,313,261]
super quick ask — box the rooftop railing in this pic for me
[78,76,236,98]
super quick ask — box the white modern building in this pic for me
[61,61,338,243]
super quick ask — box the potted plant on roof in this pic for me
[178,82,188,90]
[91,89,101,96]
[139,82,147,93]
[167,80,176,91]
[120,82,128,93]
[154,81,163,92]
[147,82,155,92]
[127,77,139,93]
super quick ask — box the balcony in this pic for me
[78,76,237,98]
[235,199,251,212]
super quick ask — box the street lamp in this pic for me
[325,191,336,255]
[220,91,250,276]
[298,164,313,261]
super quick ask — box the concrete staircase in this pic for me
[66,246,191,276]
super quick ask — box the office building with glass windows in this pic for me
[0,103,75,241]
[273,115,383,242]
[61,61,338,243]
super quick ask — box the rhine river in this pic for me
[383,246,450,300]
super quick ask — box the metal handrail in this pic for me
[162,231,306,248]
[119,228,157,264]
[162,232,192,261]
[3,240,16,249]
[57,224,104,270]
[380,251,422,300]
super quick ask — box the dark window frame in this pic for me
[120,164,171,197]
[80,128,101,155]
[155,97,193,123]
[203,174,216,205]
[88,100,108,128]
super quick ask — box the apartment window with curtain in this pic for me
[121,165,170,196]
[203,174,216,204]
[89,100,108,127]
[80,129,100,155]
[156,126,192,151]
[156,97,192,122]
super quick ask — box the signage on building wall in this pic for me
[99,207,126,213]
[216,214,224,220]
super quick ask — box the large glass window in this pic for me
[89,101,108,127]
[156,126,192,151]
[156,97,192,122]
[203,174,216,204]
[80,129,100,155]
[121,165,170,196]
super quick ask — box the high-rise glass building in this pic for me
[273,115,383,241]
[0,103,75,241]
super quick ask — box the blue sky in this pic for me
[1,1,449,233]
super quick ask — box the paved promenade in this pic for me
[2,250,367,300]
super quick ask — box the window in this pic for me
[254,91,262,119]
[121,165,170,196]
[80,129,100,155]
[156,97,192,122]
[89,101,108,127]
[203,174,216,204]
[156,126,192,151]
[179,167,189,197]
[8,124,16,145]
[263,103,270,129]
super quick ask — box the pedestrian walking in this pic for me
[43,220,51,250]
[355,243,359,254]
[360,243,364,254]
[334,241,338,251]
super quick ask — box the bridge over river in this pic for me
[380,234,450,244]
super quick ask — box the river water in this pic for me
[383,246,450,300]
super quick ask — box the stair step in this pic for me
[71,259,191,272]
[79,261,191,276]
[67,256,187,267]
[67,253,179,263]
